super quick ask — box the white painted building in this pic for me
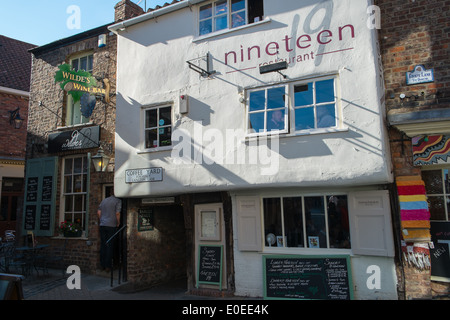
[110,0,398,299]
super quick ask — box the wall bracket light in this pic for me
[92,147,110,172]
[8,107,24,129]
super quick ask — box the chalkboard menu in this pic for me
[197,245,223,289]
[24,205,36,230]
[26,177,38,202]
[263,255,353,300]
[430,221,450,281]
[41,176,53,202]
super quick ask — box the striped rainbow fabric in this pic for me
[396,176,431,240]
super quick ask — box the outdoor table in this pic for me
[15,244,50,276]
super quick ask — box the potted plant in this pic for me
[58,220,82,237]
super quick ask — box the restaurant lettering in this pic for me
[224,24,355,67]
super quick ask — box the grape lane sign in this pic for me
[125,168,163,183]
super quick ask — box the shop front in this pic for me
[111,0,399,299]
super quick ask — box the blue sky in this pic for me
[0,0,169,46]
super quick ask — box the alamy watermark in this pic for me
[171,122,280,176]
[66,5,81,30]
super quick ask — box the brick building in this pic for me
[378,0,450,299]
[0,35,35,239]
[22,1,145,274]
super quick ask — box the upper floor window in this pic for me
[199,0,264,36]
[144,105,172,149]
[246,76,340,136]
[65,53,93,126]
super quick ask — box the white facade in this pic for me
[112,0,397,299]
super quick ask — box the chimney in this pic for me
[114,0,145,22]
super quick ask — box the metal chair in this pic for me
[2,243,29,276]
[43,239,67,276]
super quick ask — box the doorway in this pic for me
[0,178,23,240]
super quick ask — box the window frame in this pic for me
[65,52,94,127]
[422,166,450,221]
[261,193,351,253]
[60,155,89,234]
[245,75,342,138]
[198,0,263,37]
[142,104,173,152]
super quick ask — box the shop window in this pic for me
[62,156,88,231]
[262,195,350,249]
[144,105,172,149]
[199,0,264,36]
[422,168,450,221]
[65,53,93,126]
[246,76,339,136]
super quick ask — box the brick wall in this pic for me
[114,0,145,22]
[377,0,450,299]
[28,28,117,273]
[0,92,28,159]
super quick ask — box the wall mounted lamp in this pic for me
[92,146,110,172]
[8,107,24,129]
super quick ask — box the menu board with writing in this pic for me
[197,245,223,289]
[24,205,36,230]
[430,221,450,281]
[26,177,38,202]
[263,255,353,300]
[39,205,51,231]
[41,176,53,202]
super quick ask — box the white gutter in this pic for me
[108,0,207,33]
[0,86,29,98]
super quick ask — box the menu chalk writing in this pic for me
[26,177,38,202]
[41,176,53,202]
[24,205,36,230]
[430,221,450,281]
[263,255,353,300]
[197,245,223,289]
[39,205,51,231]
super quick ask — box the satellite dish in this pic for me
[266,233,276,247]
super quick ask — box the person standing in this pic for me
[97,190,122,271]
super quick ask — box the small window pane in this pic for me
[327,196,350,248]
[283,197,304,248]
[317,104,336,128]
[64,176,72,193]
[87,55,93,72]
[316,79,335,104]
[200,4,212,19]
[145,109,158,128]
[215,0,228,15]
[267,109,285,131]
[263,198,282,246]
[231,0,245,12]
[215,15,228,31]
[267,87,285,110]
[72,59,79,71]
[200,19,213,35]
[65,159,73,175]
[249,90,265,112]
[423,170,443,194]
[232,11,246,28]
[159,127,172,147]
[305,196,326,248]
[146,129,158,148]
[294,84,313,106]
[65,195,73,211]
[80,56,87,71]
[428,196,446,220]
[160,107,172,126]
[249,112,264,133]
[73,157,82,174]
[445,169,450,194]
[295,107,314,130]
